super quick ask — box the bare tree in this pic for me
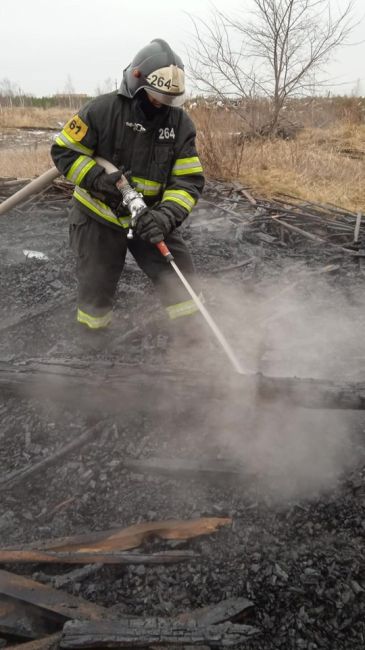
[94,77,116,96]
[187,0,356,133]
[0,78,25,107]
[64,74,76,108]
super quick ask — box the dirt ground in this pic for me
[0,181,365,649]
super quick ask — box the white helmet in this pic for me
[119,39,185,107]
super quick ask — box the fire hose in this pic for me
[0,159,244,374]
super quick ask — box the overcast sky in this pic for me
[1,0,364,97]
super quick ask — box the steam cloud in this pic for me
[169,269,365,502]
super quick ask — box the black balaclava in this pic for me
[135,89,168,120]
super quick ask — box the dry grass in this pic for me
[235,126,365,211]
[0,104,364,211]
[192,107,365,212]
[0,107,70,129]
[0,146,53,178]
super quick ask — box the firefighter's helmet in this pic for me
[119,39,185,107]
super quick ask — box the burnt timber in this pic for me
[0,358,365,411]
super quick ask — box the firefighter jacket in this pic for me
[51,91,204,231]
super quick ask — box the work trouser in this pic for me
[69,204,198,329]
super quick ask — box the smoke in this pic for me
[209,401,357,502]
[168,269,365,503]
[204,268,365,381]
[10,259,363,508]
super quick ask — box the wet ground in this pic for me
[0,183,365,649]
[0,127,56,151]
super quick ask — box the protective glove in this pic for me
[134,209,172,244]
[91,171,122,205]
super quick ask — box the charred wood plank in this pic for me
[271,215,365,256]
[60,618,259,648]
[258,373,365,409]
[199,199,252,223]
[35,564,103,589]
[23,518,229,552]
[11,632,62,649]
[0,516,225,564]
[209,259,255,274]
[0,594,65,641]
[0,518,227,565]
[177,598,254,626]
[273,192,358,217]
[123,457,248,482]
[0,421,110,490]
[0,570,111,621]
[0,358,364,411]
[239,188,257,206]
[0,296,75,333]
[0,550,197,566]
[0,360,213,419]
[359,249,365,276]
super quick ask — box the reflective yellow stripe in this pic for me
[131,176,162,196]
[77,308,112,329]
[166,299,198,320]
[76,159,96,185]
[162,189,196,213]
[74,187,130,228]
[171,157,203,176]
[67,156,96,185]
[55,131,93,155]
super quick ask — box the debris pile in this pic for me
[0,563,257,648]
[0,178,364,649]
[203,179,364,257]
[0,177,73,215]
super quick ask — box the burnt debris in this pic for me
[0,176,364,649]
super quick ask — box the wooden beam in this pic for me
[0,297,75,334]
[0,358,364,411]
[60,618,259,648]
[0,421,108,490]
[0,570,110,621]
[0,518,229,565]
[177,597,254,625]
[271,215,365,256]
[0,594,65,641]
[11,632,62,649]
[123,457,249,481]
[0,550,197,566]
[28,518,231,552]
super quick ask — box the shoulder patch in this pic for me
[63,115,88,141]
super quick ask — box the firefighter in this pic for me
[51,39,204,334]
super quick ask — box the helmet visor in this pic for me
[146,88,186,107]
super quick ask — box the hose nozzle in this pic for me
[116,179,148,240]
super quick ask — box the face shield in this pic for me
[146,88,186,107]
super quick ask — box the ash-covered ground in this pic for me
[0,182,365,649]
